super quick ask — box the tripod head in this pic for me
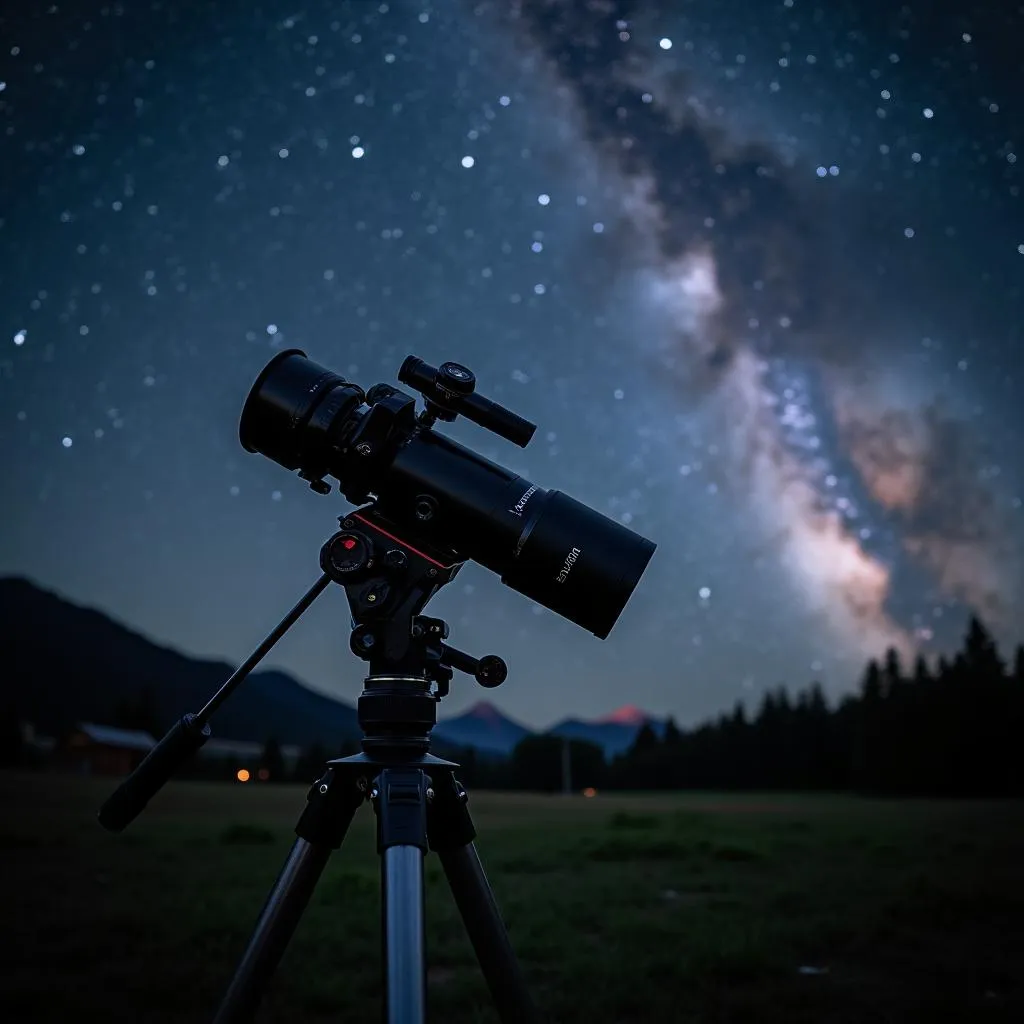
[322,506,506,755]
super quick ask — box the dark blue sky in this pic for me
[1,0,1021,730]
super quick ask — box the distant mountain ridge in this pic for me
[547,707,667,757]
[0,576,360,748]
[433,700,533,755]
[433,701,665,757]
[0,576,664,759]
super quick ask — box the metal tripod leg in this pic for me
[212,767,364,1024]
[373,767,431,1024]
[428,774,541,1024]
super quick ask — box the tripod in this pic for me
[213,721,538,1024]
[98,507,541,1024]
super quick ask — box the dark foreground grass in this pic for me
[1,772,1022,1023]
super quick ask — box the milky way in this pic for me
[505,0,1021,661]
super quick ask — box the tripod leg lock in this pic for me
[296,768,364,848]
[427,772,477,851]
[374,768,429,852]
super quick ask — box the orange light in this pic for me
[236,769,250,782]
[582,787,597,798]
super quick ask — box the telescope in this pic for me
[98,352,656,1023]
[240,350,655,638]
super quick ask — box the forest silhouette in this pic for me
[456,615,1024,796]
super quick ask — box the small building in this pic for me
[60,722,156,776]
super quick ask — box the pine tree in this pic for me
[632,722,659,753]
[963,616,1006,680]
[912,654,931,685]
[853,660,884,792]
[882,646,904,695]
[861,659,883,702]
[662,716,683,747]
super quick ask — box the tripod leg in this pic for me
[374,768,430,1024]
[428,775,541,1024]
[212,767,364,1024]
[213,839,332,1024]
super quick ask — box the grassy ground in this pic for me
[1,771,1022,1023]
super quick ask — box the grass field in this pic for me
[2,771,1022,1023]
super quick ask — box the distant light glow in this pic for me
[461,155,474,168]
[62,436,72,448]
[537,193,550,205]
[352,146,365,158]
[659,38,672,50]
[236,769,250,782]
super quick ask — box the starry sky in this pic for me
[1,0,1021,732]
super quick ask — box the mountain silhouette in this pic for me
[547,706,666,757]
[0,576,668,761]
[0,576,359,748]
[433,700,534,756]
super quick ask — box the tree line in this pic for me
[243,615,1021,796]
[449,616,1024,796]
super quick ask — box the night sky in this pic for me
[1,0,1021,732]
